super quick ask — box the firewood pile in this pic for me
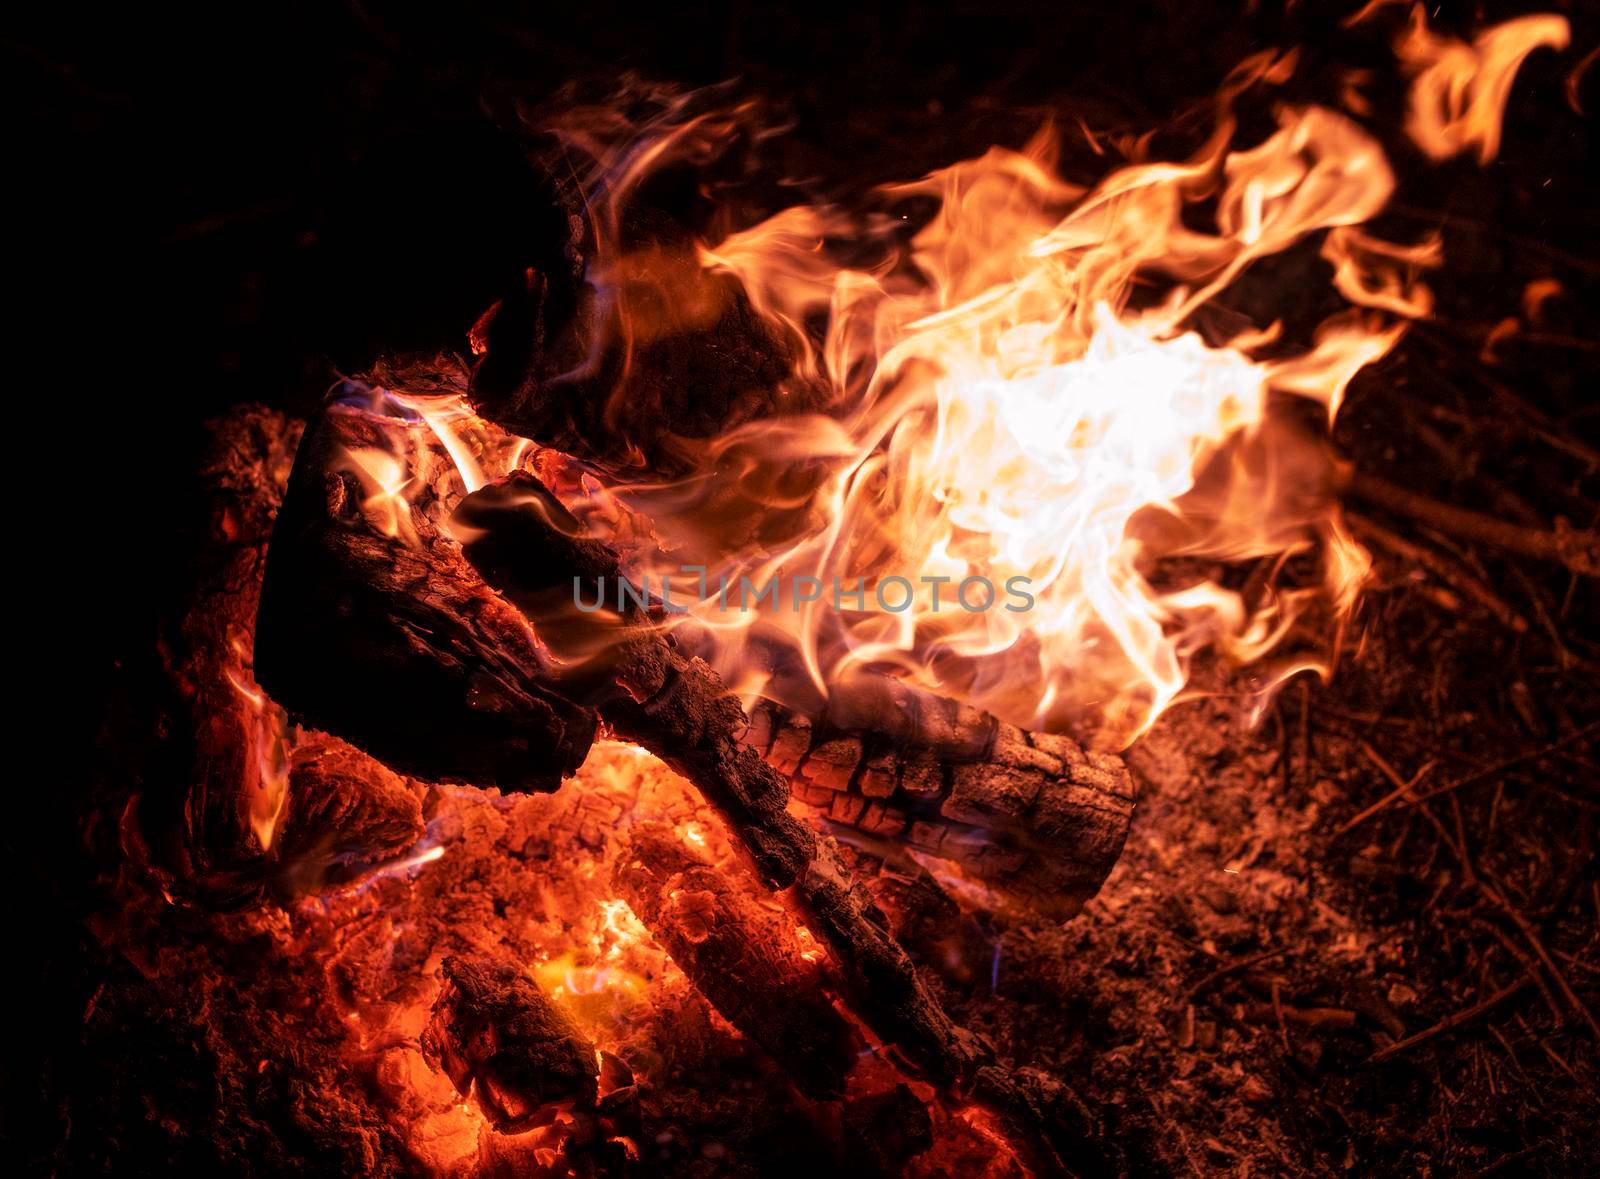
[125,378,1132,1175]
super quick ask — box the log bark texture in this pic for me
[744,694,1135,919]
[254,402,599,792]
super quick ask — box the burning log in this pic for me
[253,399,599,793]
[456,473,1110,1174]
[453,475,1134,922]
[612,825,860,1099]
[421,954,599,1131]
[744,691,1136,919]
[151,405,427,905]
[452,474,991,1072]
[256,403,1096,1174]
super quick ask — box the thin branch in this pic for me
[1344,471,1600,578]
[1368,979,1530,1064]
[1401,721,1600,810]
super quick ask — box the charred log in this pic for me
[421,954,599,1132]
[254,408,1100,1173]
[613,825,859,1099]
[456,475,990,1072]
[745,693,1136,919]
[457,473,1091,1174]
[253,402,599,792]
[154,406,427,905]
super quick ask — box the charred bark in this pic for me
[745,693,1136,919]
[271,739,427,896]
[253,402,599,792]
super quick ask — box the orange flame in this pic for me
[1397,8,1569,164]
[222,638,291,851]
[450,14,1562,746]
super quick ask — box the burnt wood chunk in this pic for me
[272,738,426,894]
[254,413,1097,1173]
[155,406,304,900]
[747,699,1136,919]
[253,403,599,792]
[455,475,999,1092]
[157,406,428,906]
[421,955,599,1132]
[613,827,859,1099]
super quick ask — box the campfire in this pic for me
[54,4,1597,1176]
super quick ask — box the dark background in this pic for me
[8,0,1594,1168]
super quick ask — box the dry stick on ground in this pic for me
[1339,721,1600,835]
[1368,979,1533,1064]
[1342,470,1600,578]
[1398,720,1600,812]
[1336,756,1439,837]
[1355,742,1466,868]
[1354,739,1600,1047]
[1480,878,1600,1041]
[1348,514,1529,633]
[1473,917,1566,1025]
[1183,947,1288,1002]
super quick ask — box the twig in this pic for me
[1474,917,1566,1024]
[1270,978,1291,1052]
[1241,1002,1358,1030]
[1349,513,1529,632]
[1461,1144,1542,1179]
[1481,878,1600,1041]
[1368,979,1530,1064]
[1357,741,1473,875]
[1183,947,1287,1001]
[1401,721,1600,811]
[1344,471,1600,578]
[1336,752,1438,836]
